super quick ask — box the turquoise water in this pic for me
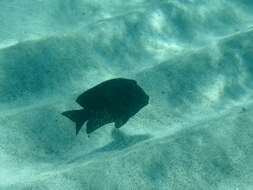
[1,1,253,189]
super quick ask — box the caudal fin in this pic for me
[62,109,88,135]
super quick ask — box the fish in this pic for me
[62,78,149,135]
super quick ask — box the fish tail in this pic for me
[62,109,89,135]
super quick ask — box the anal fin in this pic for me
[115,117,129,128]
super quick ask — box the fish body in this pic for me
[62,78,149,135]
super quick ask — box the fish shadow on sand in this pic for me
[93,129,151,153]
[67,129,150,164]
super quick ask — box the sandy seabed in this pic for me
[1,1,253,189]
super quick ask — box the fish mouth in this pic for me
[143,94,149,105]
